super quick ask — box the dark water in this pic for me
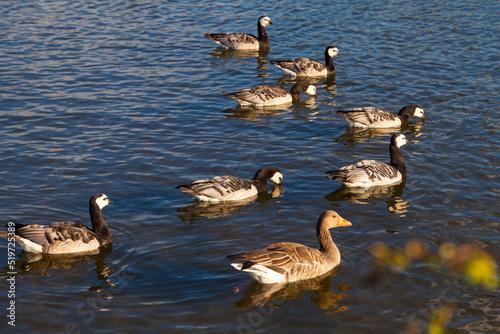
[1,0,499,333]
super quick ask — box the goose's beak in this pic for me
[339,218,352,227]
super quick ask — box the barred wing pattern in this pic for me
[327,159,402,187]
[334,107,401,128]
[224,85,292,106]
[271,58,327,77]
[177,175,257,202]
[13,222,100,254]
[204,33,260,50]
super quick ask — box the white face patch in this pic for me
[414,107,425,118]
[395,134,408,148]
[96,194,111,210]
[259,16,272,26]
[328,47,340,57]
[270,172,283,184]
[306,85,317,96]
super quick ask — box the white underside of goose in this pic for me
[343,117,402,128]
[193,186,259,202]
[211,35,260,50]
[275,66,328,77]
[235,95,293,107]
[230,263,288,284]
[15,237,43,253]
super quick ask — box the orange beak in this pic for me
[338,218,352,227]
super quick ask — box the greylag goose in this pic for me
[227,210,351,284]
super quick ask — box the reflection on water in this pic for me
[209,48,270,77]
[299,96,318,109]
[386,197,410,216]
[209,48,270,61]
[222,106,291,120]
[222,107,291,121]
[177,185,283,221]
[3,243,137,320]
[334,122,425,146]
[323,76,339,97]
[233,269,349,314]
[4,244,113,278]
[324,183,409,215]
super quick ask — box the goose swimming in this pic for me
[228,210,352,284]
[0,194,113,254]
[326,134,410,187]
[333,105,424,128]
[270,46,340,77]
[204,16,273,50]
[223,82,316,107]
[176,167,283,202]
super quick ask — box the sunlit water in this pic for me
[1,0,499,333]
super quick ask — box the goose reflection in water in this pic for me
[232,269,349,314]
[222,105,290,120]
[209,48,270,60]
[325,183,409,216]
[177,185,282,221]
[209,48,270,78]
[4,244,113,279]
[222,96,318,120]
[334,121,425,147]
[222,95,319,121]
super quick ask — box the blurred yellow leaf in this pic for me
[464,250,498,290]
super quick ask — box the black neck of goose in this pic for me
[252,167,279,192]
[252,169,270,192]
[317,222,336,254]
[89,203,111,241]
[397,106,415,124]
[257,24,270,47]
[290,83,306,101]
[252,179,268,192]
[390,143,407,177]
[325,51,336,73]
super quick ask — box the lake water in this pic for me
[1,0,499,333]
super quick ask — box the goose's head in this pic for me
[270,171,283,185]
[92,193,113,210]
[320,210,352,229]
[413,106,425,118]
[327,46,341,57]
[392,133,409,148]
[400,105,425,119]
[254,167,283,185]
[259,16,273,27]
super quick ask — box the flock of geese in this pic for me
[1,16,425,285]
